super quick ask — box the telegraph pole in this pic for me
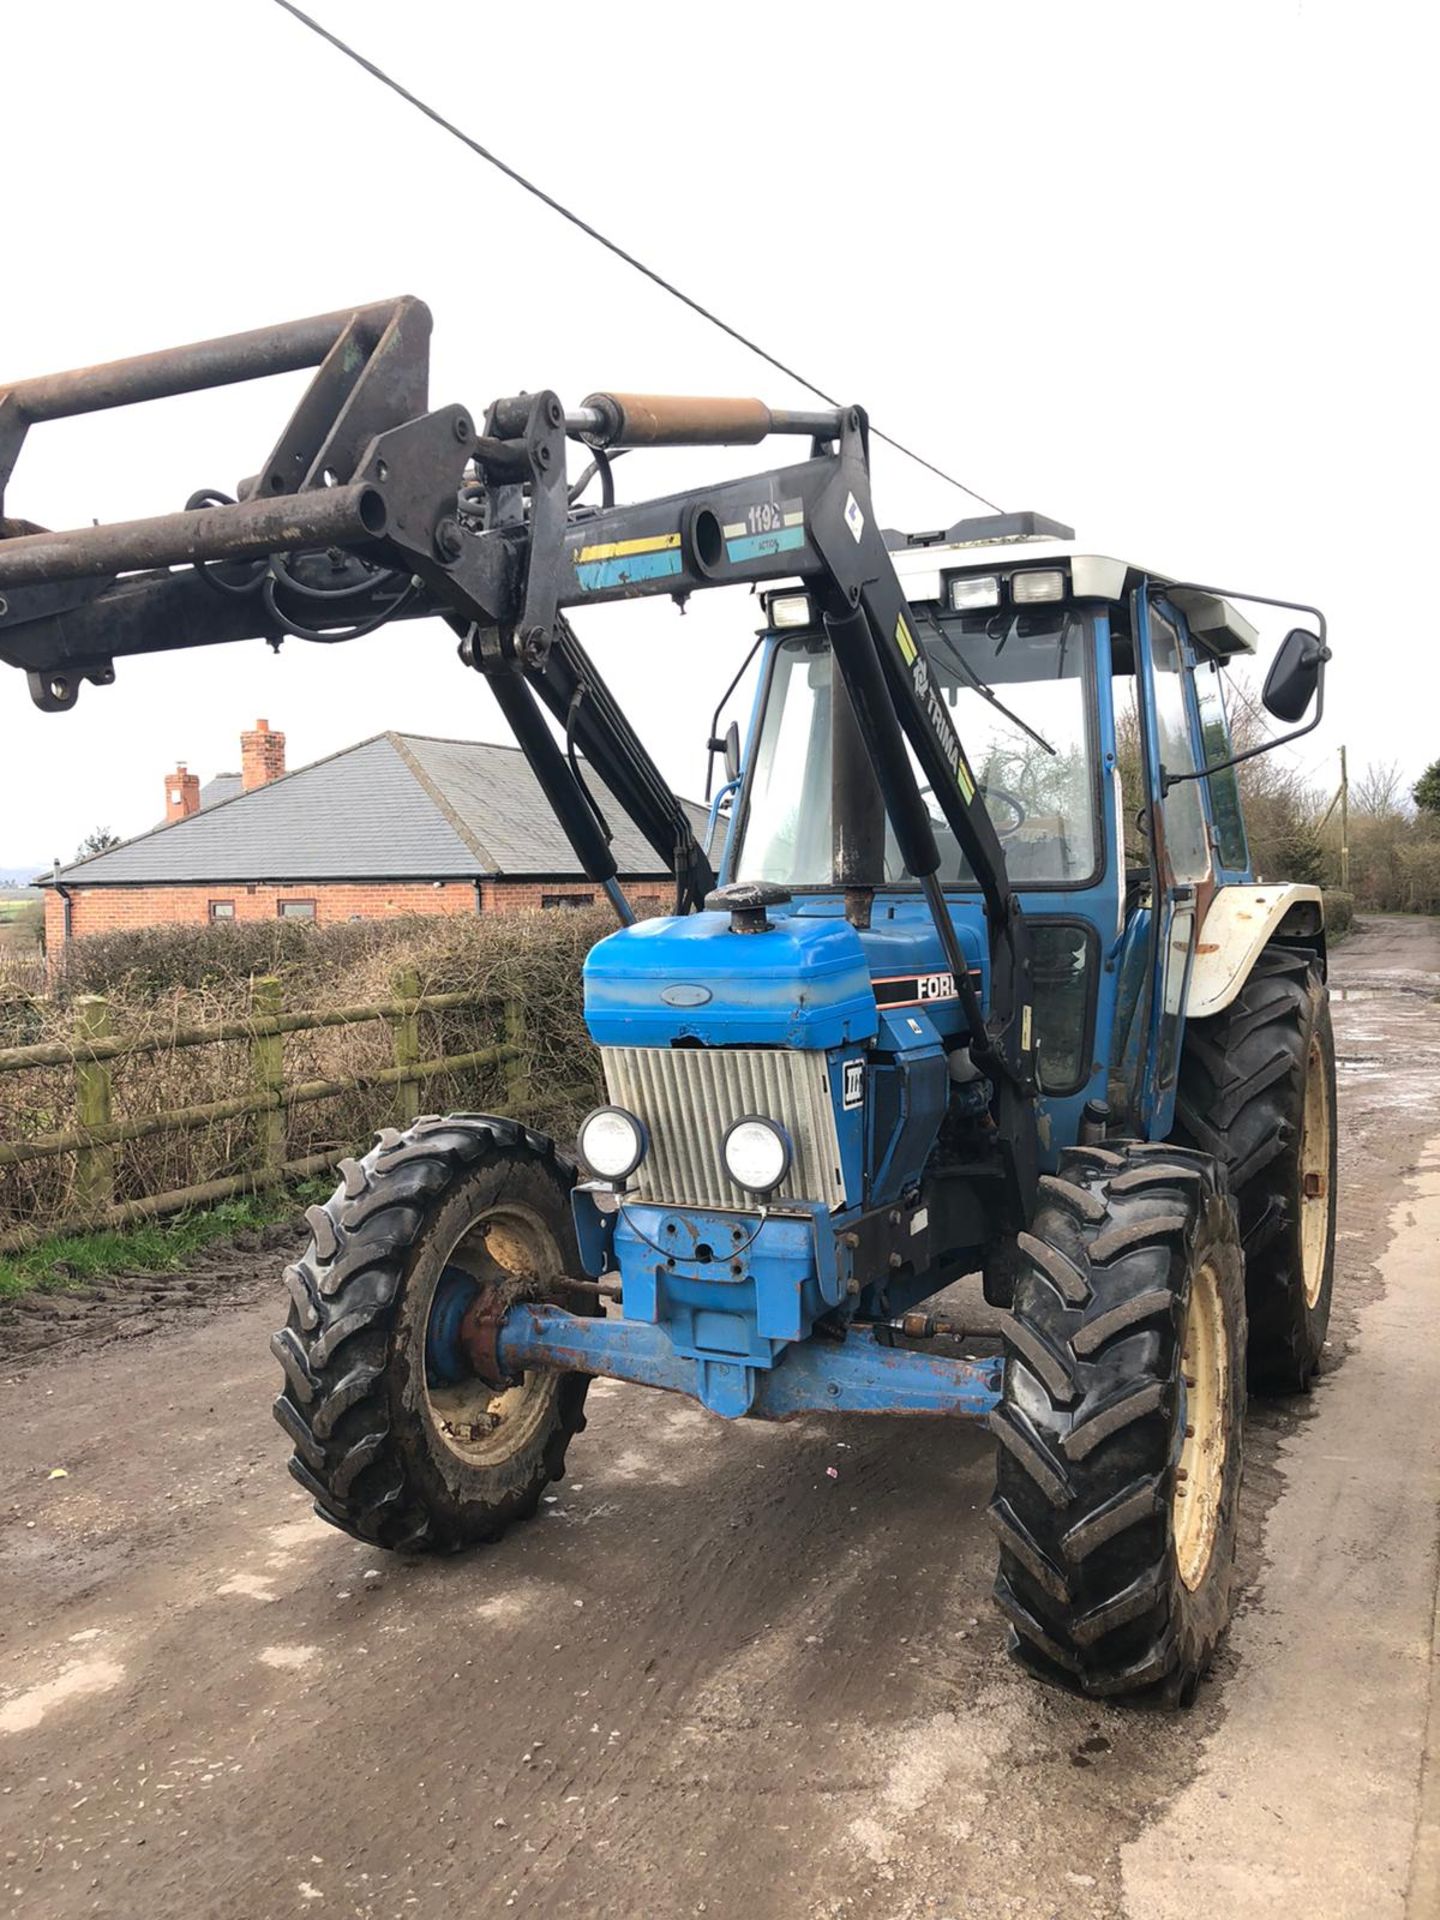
[1339,745,1350,891]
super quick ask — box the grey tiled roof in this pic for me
[199,773,242,810]
[49,734,708,886]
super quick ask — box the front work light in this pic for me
[948,574,1000,612]
[577,1106,648,1182]
[769,592,815,630]
[1011,568,1066,604]
[721,1115,792,1196]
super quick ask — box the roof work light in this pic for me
[1011,569,1067,605]
[947,574,1000,612]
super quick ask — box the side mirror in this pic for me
[705,718,743,800]
[1262,628,1327,723]
[722,719,741,784]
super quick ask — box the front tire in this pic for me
[1172,946,1336,1392]
[990,1144,1246,1704]
[271,1115,593,1552]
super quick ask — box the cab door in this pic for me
[1134,588,1212,1135]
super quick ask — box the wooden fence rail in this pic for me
[0,972,595,1254]
[0,987,488,1073]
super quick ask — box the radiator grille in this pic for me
[602,1046,846,1211]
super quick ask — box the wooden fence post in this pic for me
[392,967,421,1125]
[504,994,531,1116]
[73,995,115,1215]
[251,975,285,1173]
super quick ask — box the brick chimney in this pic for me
[165,763,201,823]
[241,719,286,792]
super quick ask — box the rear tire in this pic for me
[271,1115,593,1552]
[1172,947,1336,1393]
[991,1143,1246,1704]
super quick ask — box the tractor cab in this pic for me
[653,511,1269,1164]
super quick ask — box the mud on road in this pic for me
[0,1228,298,1370]
[2,917,1438,1920]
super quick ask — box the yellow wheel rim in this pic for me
[1174,1260,1229,1592]
[1298,1033,1332,1310]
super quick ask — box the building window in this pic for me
[209,900,236,921]
[277,899,317,920]
[541,892,594,909]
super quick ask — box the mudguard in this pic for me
[1187,883,1325,1019]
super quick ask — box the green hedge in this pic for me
[0,911,613,1241]
[1323,889,1355,939]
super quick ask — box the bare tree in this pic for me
[1085,666,1433,909]
[75,826,121,859]
[1353,760,1406,818]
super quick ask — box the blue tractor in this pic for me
[0,300,1337,1703]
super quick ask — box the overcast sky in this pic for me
[3,0,1436,873]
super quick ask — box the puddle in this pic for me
[1334,977,1440,1001]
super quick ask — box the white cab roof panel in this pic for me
[889,538,1258,656]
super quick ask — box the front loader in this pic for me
[0,297,1337,1703]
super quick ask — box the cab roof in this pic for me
[882,510,1258,657]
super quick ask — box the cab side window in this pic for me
[1194,660,1249,871]
[1148,608,1210,881]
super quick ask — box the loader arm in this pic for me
[0,297,1038,1212]
[0,299,714,913]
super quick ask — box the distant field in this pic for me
[0,895,42,955]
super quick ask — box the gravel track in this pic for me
[2,917,1437,1920]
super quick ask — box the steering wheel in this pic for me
[978,782,1026,835]
[917,781,1027,837]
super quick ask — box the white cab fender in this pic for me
[1187,884,1325,1020]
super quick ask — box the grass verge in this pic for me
[0,1177,331,1301]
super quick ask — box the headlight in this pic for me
[721,1115,792,1195]
[577,1106,648,1182]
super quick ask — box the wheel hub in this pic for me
[422,1207,564,1469]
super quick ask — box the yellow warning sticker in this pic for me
[894,614,918,664]
[574,531,682,564]
[1021,1005,1033,1052]
[955,750,976,804]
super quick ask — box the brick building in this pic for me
[42,722,707,950]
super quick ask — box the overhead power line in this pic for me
[268,0,1004,514]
